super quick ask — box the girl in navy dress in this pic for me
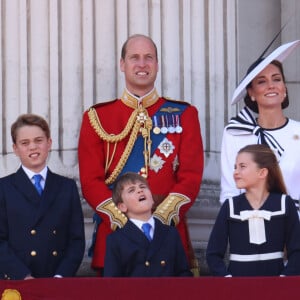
[207,144,300,276]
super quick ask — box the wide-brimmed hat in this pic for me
[231,39,300,105]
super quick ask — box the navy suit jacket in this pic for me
[0,167,85,279]
[104,218,192,277]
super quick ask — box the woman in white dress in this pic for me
[220,40,300,212]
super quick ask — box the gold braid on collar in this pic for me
[87,106,152,185]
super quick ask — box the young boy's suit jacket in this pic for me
[0,167,85,279]
[104,218,192,277]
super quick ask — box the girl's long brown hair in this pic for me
[238,144,287,194]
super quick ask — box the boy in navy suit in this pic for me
[0,114,85,279]
[103,172,192,277]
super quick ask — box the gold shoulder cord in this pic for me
[87,106,152,185]
[88,107,138,142]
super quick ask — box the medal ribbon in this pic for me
[118,100,188,180]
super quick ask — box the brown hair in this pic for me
[238,144,287,194]
[11,114,50,144]
[244,60,289,113]
[112,172,150,206]
[121,34,158,60]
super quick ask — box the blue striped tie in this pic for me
[33,174,43,195]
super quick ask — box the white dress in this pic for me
[220,107,300,211]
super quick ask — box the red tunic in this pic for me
[78,91,204,269]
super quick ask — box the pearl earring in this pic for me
[251,96,255,101]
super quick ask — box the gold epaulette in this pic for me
[153,194,191,225]
[96,199,128,230]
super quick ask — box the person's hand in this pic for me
[24,274,34,280]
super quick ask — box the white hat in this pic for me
[231,39,300,105]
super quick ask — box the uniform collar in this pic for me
[121,88,159,109]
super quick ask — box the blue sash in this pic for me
[119,100,188,178]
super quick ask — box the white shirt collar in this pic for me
[22,165,48,182]
[130,216,155,233]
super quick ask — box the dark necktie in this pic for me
[142,223,152,241]
[33,174,43,195]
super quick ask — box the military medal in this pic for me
[175,115,183,133]
[153,127,161,134]
[158,137,175,158]
[160,116,168,134]
[168,127,175,133]
[150,154,165,173]
[176,126,182,133]
[168,115,176,133]
[153,116,161,134]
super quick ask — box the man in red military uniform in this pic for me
[78,34,204,274]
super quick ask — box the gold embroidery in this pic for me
[88,107,138,143]
[96,199,128,230]
[88,105,152,185]
[121,89,159,109]
[160,107,180,113]
[1,289,22,300]
[153,194,191,225]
